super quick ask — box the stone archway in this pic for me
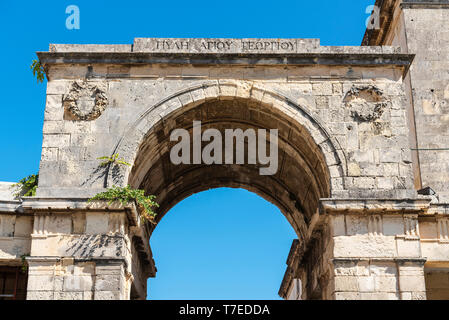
[108,81,346,299]
[8,36,438,301]
[107,81,346,237]
[106,81,347,196]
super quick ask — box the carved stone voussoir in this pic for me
[63,80,108,121]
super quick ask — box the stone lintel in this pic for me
[36,51,414,71]
[47,38,406,55]
[0,200,23,214]
[26,256,128,265]
[0,258,23,266]
[320,198,431,215]
[427,204,449,215]
[25,256,61,263]
[21,197,141,227]
[332,257,427,265]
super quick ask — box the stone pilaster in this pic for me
[397,259,427,300]
[22,198,155,300]
[322,198,429,300]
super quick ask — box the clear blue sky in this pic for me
[0,0,374,299]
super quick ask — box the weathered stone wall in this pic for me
[36,41,415,205]
[2,29,449,300]
[0,213,32,260]
[33,39,419,300]
[17,200,154,300]
[329,210,426,300]
[364,0,449,201]
[401,5,449,202]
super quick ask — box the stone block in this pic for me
[375,276,398,292]
[312,82,333,96]
[85,212,109,234]
[14,216,33,237]
[94,275,121,291]
[54,292,84,300]
[331,215,346,236]
[380,150,401,163]
[360,292,400,300]
[346,215,368,236]
[334,276,359,291]
[94,291,121,300]
[334,292,361,300]
[377,177,394,189]
[63,275,94,292]
[0,215,15,237]
[27,275,55,291]
[42,134,70,148]
[348,162,361,177]
[27,291,55,300]
[398,275,426,292]
[358,276,375,292]
[396,238,421,257]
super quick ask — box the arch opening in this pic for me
[124,93,341,300]
[147,187,297,300]
[127,96,337,239]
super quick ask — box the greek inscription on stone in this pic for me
[156,40,189,50]
[201,40,233,51]
[241,40,295,51]
[153,39,296,52]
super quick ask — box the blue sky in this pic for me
[0,0,374,299]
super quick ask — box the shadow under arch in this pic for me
[108,81,346,242]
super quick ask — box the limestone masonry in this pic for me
[0,0,449,300]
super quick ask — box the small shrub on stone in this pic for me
[12,174,39,198]
[89,185,158,223]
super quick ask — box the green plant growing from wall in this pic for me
[97,153,131,167]
[30,59,45,83]
[89,185,159,223]
[11,174,39,198]
[20,254,30,274]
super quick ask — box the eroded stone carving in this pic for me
[344,85,387,122]
[63,80,108,121]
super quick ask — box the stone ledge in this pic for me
[36,51,414,71]
[48,38,403,55]
[427,204,449,215]
[21,197,141,227]
[25,256,128,267]
[332,257,427,264]
[0,200,23,214]
[320,198,431,214]
[50,44,132,53]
